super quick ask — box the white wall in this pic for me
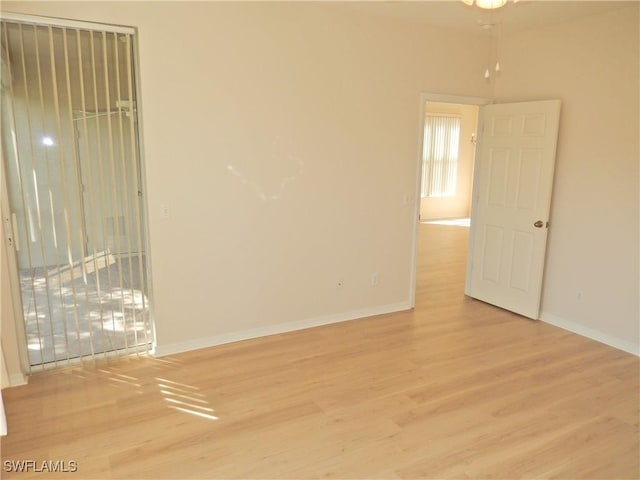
[420,102,478,221]
[1,2,492,354]
[495,5,639,353]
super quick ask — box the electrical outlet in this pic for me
[371,273,379,286]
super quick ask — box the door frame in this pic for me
[409,93,491,307]
[1,159,31,381]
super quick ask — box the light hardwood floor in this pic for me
[2,223,639,479]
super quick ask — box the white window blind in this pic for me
[1,17,153,371]
[421,114,461,198]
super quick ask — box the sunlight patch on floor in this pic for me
[157,377,219,421]
[422,218,470,227]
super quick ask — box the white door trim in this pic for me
[409,93,491,308]
[1,158,31,380]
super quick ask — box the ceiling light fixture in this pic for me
[479,21,502,81]
[462,0,509,10]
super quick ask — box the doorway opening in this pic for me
[412,95,562,321]
[1,15,154,371]
[410,94,490,308]
[419,101,479,225]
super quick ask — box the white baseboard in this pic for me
[541,313,639,356]
[153,302,412,357]
[3,373,28,389]
[10,373,27,386]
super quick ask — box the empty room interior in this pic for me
[0,1,638,479]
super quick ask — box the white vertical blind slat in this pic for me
[13,24,44,369]
[113,33,138,352]
[18,23,56,370]
[32,24,65,370]
[48,25,80,366]
[102,31,129,355]
[89,30,114,359]
[3,24,42,370]
[62,26,90,362]
[75,27,98,359]
[125,35,150,349]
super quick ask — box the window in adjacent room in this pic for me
[421,114,461,197]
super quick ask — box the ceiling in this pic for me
[336,1,634,35]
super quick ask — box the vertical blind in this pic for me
[1,17,152,371]
[421,114,461,198]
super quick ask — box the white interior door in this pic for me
[465,100,561,319]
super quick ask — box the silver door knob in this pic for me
[534,220,544,228]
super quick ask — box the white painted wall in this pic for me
[420,102,478,221]
[494,5,639,354]
[1,2,492,355]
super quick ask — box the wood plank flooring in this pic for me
[2,223,639,479]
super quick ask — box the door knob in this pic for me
[534,220,544,228]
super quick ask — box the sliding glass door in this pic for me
[1,16,153,370]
